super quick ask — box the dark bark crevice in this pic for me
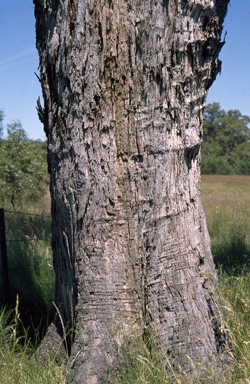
[206,297,232,355]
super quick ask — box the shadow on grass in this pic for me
[4,211,51,242]
[213,231,250,275]
[0,212,54,345]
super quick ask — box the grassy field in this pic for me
[201,175,250,272]
[201,175,250,383]
[0,175,249,383]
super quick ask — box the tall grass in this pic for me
[0,209,66,383]
[7,238,54,336]
[0,212,54,339]
[202,175,250,383]
[0,299,67,384]
[109,334,224,384]
[219,273,250,383]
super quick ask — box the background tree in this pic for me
[0,121,48,209]
[202,103,250,174]
[34,0,232,382]
[0,109,4,138]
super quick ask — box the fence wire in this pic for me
[0,209,53,299]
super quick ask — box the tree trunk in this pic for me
[34,0,232,382]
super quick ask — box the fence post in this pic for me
[0,209,10,305]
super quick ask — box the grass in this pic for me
[201,175,250,273]
[0,175,249,383]
[0,209,65,383]
[201,175,250,384]
[219,273,250,383]
[109,336,172,384]
[108,335,224,384]
[0,300,66,384]
[0,212,54,340]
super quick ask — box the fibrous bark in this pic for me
[34,0,232,382]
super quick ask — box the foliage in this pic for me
[0,121,49,209]
[202,103,250,175]
[0,109,4,138]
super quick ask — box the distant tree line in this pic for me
[0,114,48,210]
[202,103,250,175]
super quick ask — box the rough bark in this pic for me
[34,0,232,382]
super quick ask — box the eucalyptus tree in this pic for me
[34,0,232,382]
[0,121,48,209]
[202,103,250,174]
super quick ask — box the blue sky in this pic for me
[0,1,43,140]
[207,0,250,116]
[0,0,249,140]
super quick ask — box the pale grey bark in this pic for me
[34,0,232,382]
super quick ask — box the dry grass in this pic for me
[201,175,250,258]
[201,175,250,192]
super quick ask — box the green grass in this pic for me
[201,175,250,274]
[219,273,250,383]
[0,209,65,383]
[0,176,250,383]
[109,336,172,384]
[108,335,224,384]
[0,301,67,384]
[202,175,250,383]
[7,238,54,336]
[0,212,54,340]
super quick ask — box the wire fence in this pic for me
[4,208,51,240]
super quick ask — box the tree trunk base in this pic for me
[36,322,68,364]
